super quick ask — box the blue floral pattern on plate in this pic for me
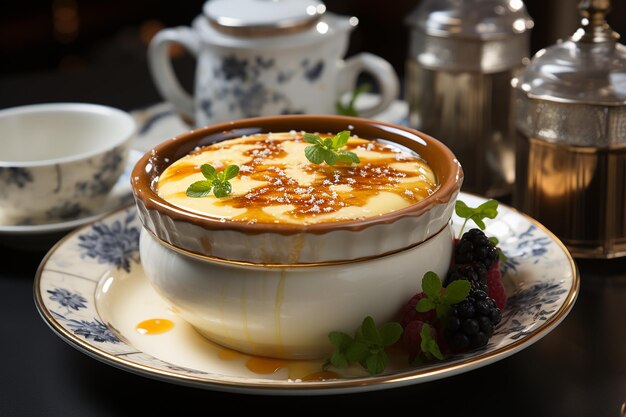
[34,193,578,394]
[77,209,140,273]
[47,288,87,311]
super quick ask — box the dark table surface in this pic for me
[1,66,625,417]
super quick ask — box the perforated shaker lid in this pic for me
[514,0,626,105]
[203,0,326,37]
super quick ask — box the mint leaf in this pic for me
[327,316,403,375]
[379,322,403,347]
[442,279,471,305]
[329,331,352,350]
[323,148,339,165]
[186,164,239,198]
[477,199,499,219]
[328,331,353,368]
[365,351,387,375]
[304,133,322,145]
[360,316,381,344]
[455,199,500,237]
[455,200,474,218]
[186,181,212,197]
[346,340,369,363]
[305,145,325,164]
[422,271,442,299]
[344,151,360,164]
[416,298,436,312]
[330,351,349,369]
[415,271,470,321]
[420,324,443,360]
[188,163,239,198]
[212,181,232,198]
[336,153,355,164]
[223,164,240,180]
[333,130,350,148]
[335,83,371,117]
[472,217,486,230]
[201,164,217,180]
[303,131,359,166]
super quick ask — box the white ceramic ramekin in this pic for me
[139,223,454,359]
[131,114,463,359]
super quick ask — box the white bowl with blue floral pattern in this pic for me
[0,103,136,226]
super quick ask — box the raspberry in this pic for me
[402,320,428,359]
[487,260,507,310]
[455,229,498,269]
[402,320,446,361]
[400,292,437,327]
[444,287,502,352]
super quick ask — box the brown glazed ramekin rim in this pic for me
[131,114,463,235]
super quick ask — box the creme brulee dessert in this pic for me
[156,131,438,225]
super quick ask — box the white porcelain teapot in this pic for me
[148,0,400,127]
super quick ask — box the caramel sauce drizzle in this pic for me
[159,134,437,224]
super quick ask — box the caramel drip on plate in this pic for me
[246,357,289,374]
[245,355,339,381]
[136,318,174,335]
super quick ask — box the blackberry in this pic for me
[454,228,498,269]
[445,287,501,351]
[444,263,487,289]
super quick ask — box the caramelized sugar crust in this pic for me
[157,132,438,225]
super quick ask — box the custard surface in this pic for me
[157,132,438,225]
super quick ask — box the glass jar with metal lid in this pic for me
[513,0,626,258]
[404,0,533,198]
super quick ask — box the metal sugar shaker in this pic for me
[405,0,533,198]
[513,0,626,259]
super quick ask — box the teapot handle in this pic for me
[337,53,400,118]
[148,27,201,123]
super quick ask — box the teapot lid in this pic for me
[204,0,326,37]
[514,0,626,105]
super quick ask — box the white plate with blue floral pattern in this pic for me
[34,193,579,395]
[0,150,143,250]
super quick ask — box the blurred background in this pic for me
[1,0,625,111]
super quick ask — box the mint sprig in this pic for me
[335,83,371,117]
[455,199,507,260]
[328,316,403,375]
[304,130,360,166]
[419,323,444,361]
[186,163,239,198]
[455,199,499,238]
[416,271,470,321]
